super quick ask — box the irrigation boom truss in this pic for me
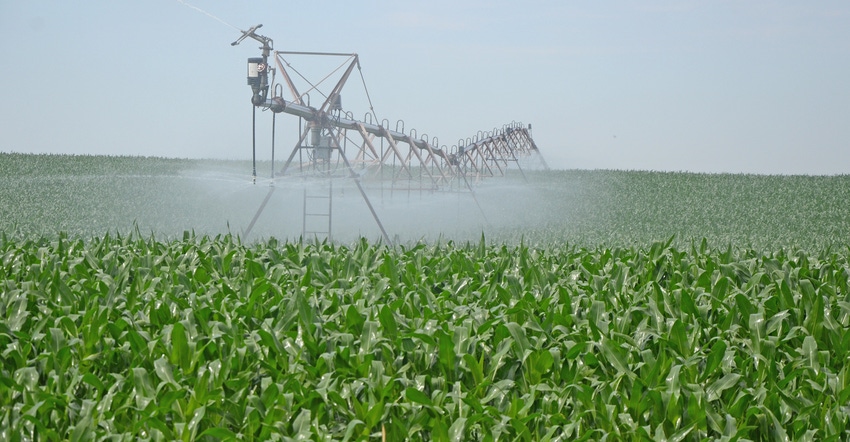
[232,24,548,245]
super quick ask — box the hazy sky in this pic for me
[1,1,848,174]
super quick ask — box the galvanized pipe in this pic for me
[264,97,451,159]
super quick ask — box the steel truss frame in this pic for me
[269,51,546,186]
[233,25,548,244]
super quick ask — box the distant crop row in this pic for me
[1,152,849,249]
[2,232,849,440]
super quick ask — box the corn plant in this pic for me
[2,152,850,249]
[2,232,849,440]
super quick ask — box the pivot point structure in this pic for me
[232,24,548,244]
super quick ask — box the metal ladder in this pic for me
[302,180,332,241]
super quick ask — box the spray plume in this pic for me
[175,0,240,32]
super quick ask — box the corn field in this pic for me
[1,153,849,440]
[2,232,849,440]
[1,153,849,250]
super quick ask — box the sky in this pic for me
[1,1,848,175]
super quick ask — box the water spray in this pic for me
[175,0,240,32]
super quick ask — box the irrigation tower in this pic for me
[232,24,548,244]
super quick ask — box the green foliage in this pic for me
[2,153,850,249]
[0,153,259,240]
[1,233,849,440]
[1,153,849,439]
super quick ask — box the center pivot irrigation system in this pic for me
[231,24,548,245]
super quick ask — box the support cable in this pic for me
[459,168,490,226]
[279,54,355,103]
[357,63,381,128]
[243,186,276,240]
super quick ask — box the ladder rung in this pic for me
[303,183,331,240]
